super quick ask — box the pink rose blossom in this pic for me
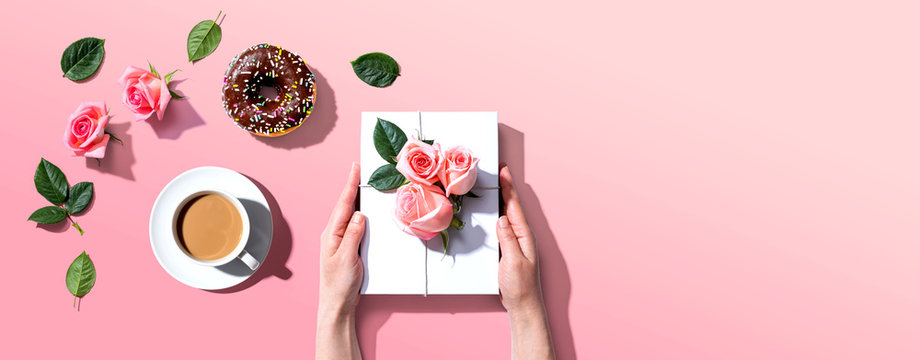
[117,65,170,121]
[394,183,454,240]
[395,138,444,186]
[63,102,110,158]
[439,146,479,196]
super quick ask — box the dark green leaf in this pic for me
[464,191,481,198]
[66,251,96,298]
[61,37,105,81]
[65,182,94,215]
[368,164,406,191]
[169,89,185,99]
[105,130,123,145]
[374,118,407,164]
[187,17,222,62]
[350,52,400,87]
[421,139,434,145]
[28,206,67,224]
[34,158,69,205]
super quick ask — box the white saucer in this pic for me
[149,166,273,290]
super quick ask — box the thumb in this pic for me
[337,211,366,257]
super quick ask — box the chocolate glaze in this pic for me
[221,44,316,136]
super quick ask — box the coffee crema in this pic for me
[176,194,243,260]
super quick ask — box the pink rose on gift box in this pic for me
[396,138,444,186]
[117,65,171,121]
[394,182,454,240]
[63,102,110,158]
[439,146,479,196]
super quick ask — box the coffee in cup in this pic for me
[176,193,244,260]
[172,190,259,270]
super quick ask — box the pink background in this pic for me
[1,0,918,358]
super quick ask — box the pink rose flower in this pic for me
[396,138,445,185]
[63,102,110,158]
[439,146,480,196]
[394,183,454,240]
[117,65,170,121]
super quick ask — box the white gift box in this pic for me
[359,112,499,295]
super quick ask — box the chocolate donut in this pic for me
[221,44,316,137]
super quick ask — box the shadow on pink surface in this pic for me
[355,124,576,359]
[149,93,206,140]
[86,121,136,180]
[208,174,293,293]
[36,218,71,234]
[255,68,336,150]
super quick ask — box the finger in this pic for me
[499,165,537,261]
[336,211,366,258]
[327,162,360,236]
[496,215,523,259]
[323,163,360,255]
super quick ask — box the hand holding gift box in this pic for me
[360,112,499,295]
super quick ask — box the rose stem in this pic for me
[66,214,84,235]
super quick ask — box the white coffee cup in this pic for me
[171,189,259,271]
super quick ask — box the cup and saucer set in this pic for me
[149,166,273,290]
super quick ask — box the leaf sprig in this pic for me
[369,118,408,191]
[28,158,94,235]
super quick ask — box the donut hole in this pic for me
[248,75,282,101]
[258,83,280,100]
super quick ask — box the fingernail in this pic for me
[352,211,364,224]
[499,216,509,228]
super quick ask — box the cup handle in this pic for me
[238,250,260,271]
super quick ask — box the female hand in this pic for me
[497,165,555,359]
[317,163,364,360]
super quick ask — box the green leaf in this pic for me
[464,191,481,198]
[169,89,185,99]
[440,231,449,257]
[34,158,69,205]
[368,164,406,191]
[66,251,96,300]
[60,37,105,81]
[147,61,159,78]
[374,118,407,164]
[421,139,434,145]
[164,69,180,84]
[187,13,223,62]
[350,52,400,87]
[105,130,123,145]
[450,216,464,229]
[65,182,94,215]
[28,206,67,224]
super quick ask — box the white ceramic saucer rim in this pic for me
[149,166,271,290]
